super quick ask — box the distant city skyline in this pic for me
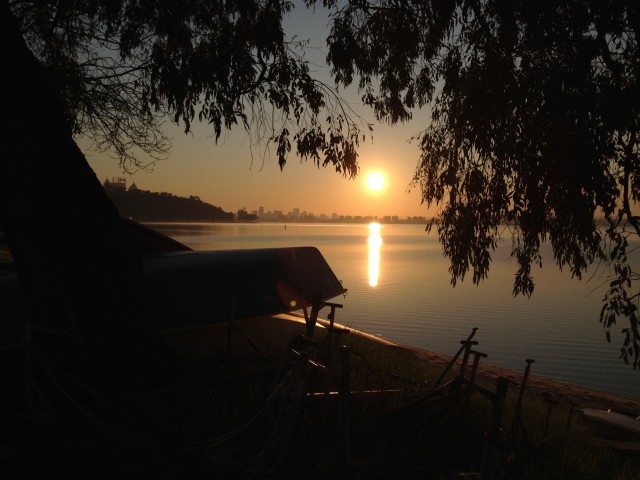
[248,205,427,224]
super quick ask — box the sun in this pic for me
[365,171,385,192]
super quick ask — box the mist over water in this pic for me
[151,222,640,399]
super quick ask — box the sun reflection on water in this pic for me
[367,222,382,287]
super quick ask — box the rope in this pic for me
[250,354,309,478]
[15,294,314,472]
[24,337,312,466]
[28,345,160,448]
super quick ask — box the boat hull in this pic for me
[582,409,640,442]
[161,312,327,358]
[144,246,347,330]
[1,220,348,359]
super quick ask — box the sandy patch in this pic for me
[358,331,640,414]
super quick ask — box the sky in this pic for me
[83,4,435,219]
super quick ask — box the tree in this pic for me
[0,0,366,387]
[320,0,640,369]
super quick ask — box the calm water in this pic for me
[150,222,640,400]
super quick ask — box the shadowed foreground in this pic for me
[1,316,639,479]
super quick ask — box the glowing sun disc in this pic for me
[366,172,385,191]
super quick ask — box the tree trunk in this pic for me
[0,3,158,390]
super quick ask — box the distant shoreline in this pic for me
[143,219,430,226]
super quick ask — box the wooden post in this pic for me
[490,377,508,441]
[481,376,509,480]
[460,350,488,408]
[454,339,478,405]
[338,346,351,468]
[511,359,535,442]
[304,302,321,339]
[469,350,488,385]
[326,303,343,327]
[434,327,478,387]
[323,302,344,365]
[457,339,478,382]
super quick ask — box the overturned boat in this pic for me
[0,219,348,358]
[147,246,347,356]
[581,408,640,450]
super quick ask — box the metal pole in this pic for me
[434,327,478,387]
[511,359,535,445]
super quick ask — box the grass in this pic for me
[2,329,639,479]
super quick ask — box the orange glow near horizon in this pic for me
[367,222,382,287]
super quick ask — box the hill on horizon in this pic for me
[105,184,234,223]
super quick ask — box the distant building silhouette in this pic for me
[103,177,127,191]
[248,204,427,225]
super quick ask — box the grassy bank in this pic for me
[2,327,638,479]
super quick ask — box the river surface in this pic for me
[149,222,640,400]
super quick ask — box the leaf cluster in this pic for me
[11,0,368,176]
[323,0,640,367]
